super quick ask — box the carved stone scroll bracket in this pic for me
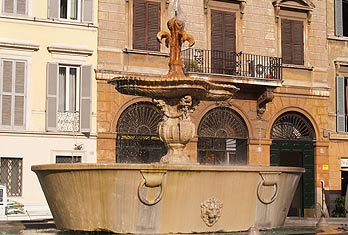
[257,88,274,119]
[307,10,312,25]
[274,4,280,23]
[200,197,223,227]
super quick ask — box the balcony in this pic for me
[182,48,282,83]
[57,111,80,132]
[182,48,282,118]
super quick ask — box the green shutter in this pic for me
[80,65,92,133]
[46,63,58,131]
[337,76,346,132]
[335,0,343,36]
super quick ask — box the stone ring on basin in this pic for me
[257,179,278,204]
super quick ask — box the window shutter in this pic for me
[211,10,224,52]
[224,12,236,52]
[48,0,59,19]
[133,0,146,50]
[337,76,346,132]
[292,20,304,65]
[46,63,58,131]
[82,0,94,23]
[14,61,25,127]
[335,0,343,36]
[17,0,27,15]
[224,12,236,74]
[4,0,14,14]
[1,61,13,126]
[281,19,292,64]
[80,65,92,133]
[147,2,160,51]
[211,10,224,73]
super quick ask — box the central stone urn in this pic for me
[109,15,239,164]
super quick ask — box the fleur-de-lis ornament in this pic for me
[157,16,195,78]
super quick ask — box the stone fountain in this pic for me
[32,14,304,234]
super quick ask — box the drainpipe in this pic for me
[316,180,329,231]
[321,180,326,217]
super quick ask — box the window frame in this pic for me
[48,0,94,24]
[335,0,348,37]
[59,0,82,22]
[0,59,27,130]
[281,18,305,65]
[46,62,92,133]
[131,0,161,52]
[337,76,348,133]
[58,64,80,113]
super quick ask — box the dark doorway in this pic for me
[270,112,316,217]
[279,151,303,216]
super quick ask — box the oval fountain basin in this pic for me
[31,164,304,234]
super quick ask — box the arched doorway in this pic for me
[197,107,248,165]
[270,111,315,217]
[116,102,166,163]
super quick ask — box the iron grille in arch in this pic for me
[271,112,315,140]
[116,102,166,163]
[117,102,163,135]
[198,107,248,138]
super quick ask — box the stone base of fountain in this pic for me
[32,163,303,234]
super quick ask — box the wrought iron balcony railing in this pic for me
[182,48,282,80]
[57,111,80,132]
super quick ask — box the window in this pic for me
[56,155,82,163]
[335,0,348,37]
[60,0,80,20]
[3,0,27,15]
[337,76,348,132]
[58,65,79,113]
[133,0,160,51]
[46,63,92,133]
[0,158,23,197]
[281,19,304,65]
[0,59,26,129]
[211,10,236,74]
[197,108,248,165]
[116,102,166,163]
[48,0,93,23]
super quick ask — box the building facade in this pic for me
[96,0,346,217]
[327,0,348,213]
[0,0,98,211]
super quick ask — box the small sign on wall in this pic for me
[317,164,329,170]
[341,158,348,167]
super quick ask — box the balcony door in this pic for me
[211,10,236,75]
